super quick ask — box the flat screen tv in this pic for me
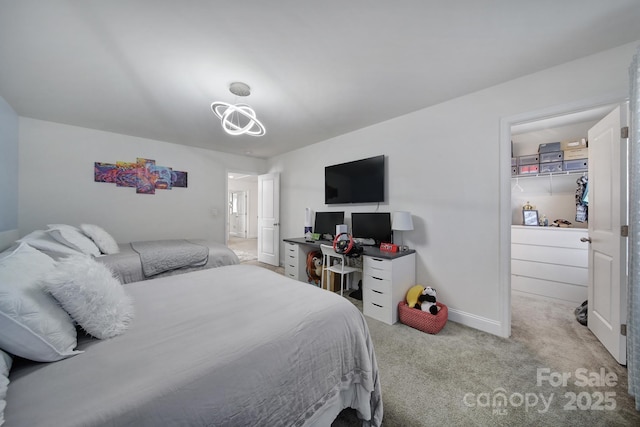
[325,155,385,204]
[351,212,392,245]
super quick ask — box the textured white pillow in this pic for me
[44,254,134,339]
[80,224,119,255]
[0,243,80,362]
[17,230,81,256]
[47,224,101,257]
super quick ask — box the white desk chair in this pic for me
[320,244,362,296]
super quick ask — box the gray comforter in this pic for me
[130,239,209,277]
[5,264,382,426]
[98,239,239,283]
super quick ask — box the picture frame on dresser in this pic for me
[523,209,539,226]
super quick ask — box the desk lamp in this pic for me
[392,211,414,249]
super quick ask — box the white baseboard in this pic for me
[0,229,19,252]
[447,307,506,338]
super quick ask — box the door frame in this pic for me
[498,95,625,338]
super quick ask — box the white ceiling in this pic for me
[1,1,639,159]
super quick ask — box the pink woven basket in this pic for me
[398,301,448,334]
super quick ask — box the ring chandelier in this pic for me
[211,82,266,137]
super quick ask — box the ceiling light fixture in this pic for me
[211,82,266,137]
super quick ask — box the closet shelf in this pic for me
[511,169,587,195]
[511,170,587,179]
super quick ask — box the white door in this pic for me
[257,173,280,266]
[587,104,628,365]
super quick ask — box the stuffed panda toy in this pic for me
[418,286,439,315]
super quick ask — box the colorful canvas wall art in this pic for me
[94,158,188,194]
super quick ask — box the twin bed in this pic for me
[1,226,383,426]
[97,239,241,283]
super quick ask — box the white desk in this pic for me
[283,238,416,325]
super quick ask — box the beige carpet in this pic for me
[331,291,639,426]
[242,261,640,427]
[245,261,639,426]
[228,237,259,262]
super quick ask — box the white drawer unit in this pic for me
[363,252,416,325]
[283,242,308,281]
[511,226,588,304]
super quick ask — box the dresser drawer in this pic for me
[364,257,392,280]
[285,242,297,251]
[283,242,307,282]
[285,242,298,256]
[364,286,391,307]
[284,270,298,280]
[284,252,299,269]
[365,275,392,294]
[284,261,297,275]
[363,299,392,324]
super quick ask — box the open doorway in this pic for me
[501,99,624,349]
[227,172,258,263]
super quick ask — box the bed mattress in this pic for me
[5,264,382,426]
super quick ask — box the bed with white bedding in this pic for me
[97,239,240,283]
[3,264,382,426]
[15,224,240,283]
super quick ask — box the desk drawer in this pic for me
[284,252,299,269]
[283,242,304,281]
[363,298,392,324]
[285,242,298,255]
[364,257,392,280]
[365,275,392,294]
[285,270,298,280]
[364,286,391,307]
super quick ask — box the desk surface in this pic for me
[283,237,416,260]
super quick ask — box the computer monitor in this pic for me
[313,211,345,239]
[351,212,392,245]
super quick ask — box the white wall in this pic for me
[0,95,19,250]
[19,118,267,243]
[269,41,639,336]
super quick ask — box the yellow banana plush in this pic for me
[406,285,425,308]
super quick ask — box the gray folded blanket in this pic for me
[130,240,209,277]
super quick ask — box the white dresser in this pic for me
[511,226,588,304]
[284,241,309,281]
[363,252,416,325]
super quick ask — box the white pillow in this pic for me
[0,349,11,427]
[0,243,80,362]
[17,230,81,257]
[44,254,134,339]
[47,224,101,256]
[80,224,119,255]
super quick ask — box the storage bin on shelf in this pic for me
[539,151,563,164]
[398,301,448,334]
[563,159,588,171]
[540,161,563,173]
[563,147,588,160]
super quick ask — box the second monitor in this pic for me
[351,212,392,245]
